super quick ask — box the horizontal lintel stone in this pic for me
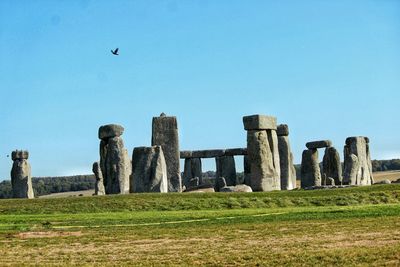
[243,115,277,131]
[306,140,332,149]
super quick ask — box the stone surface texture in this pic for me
[183,158,202,188]
[246,125,281,191]
[130,146,168,193]
[306,140,332,149]
[343,136,374,185]
[215,155,237,191]
[301,149,321,188]
[277,125,296,190]
[243,115,277,131]
[99,124,130,195]
[92,162,105,195]
[277,124,289,136]
[10,150,34,199]
[98,124,124,139]
[322,147,342,185]
[152,115,181,192]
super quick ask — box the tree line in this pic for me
[0,175,95,199]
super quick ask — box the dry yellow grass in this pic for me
[373,170,400,183]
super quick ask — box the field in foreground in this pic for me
[0,185,400,266]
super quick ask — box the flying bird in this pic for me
[111,48,119,55]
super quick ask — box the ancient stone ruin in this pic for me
[277,124,297,190]
[343,136,374,185]
[130,146,168,193]
[98,124,131,194]
[10,150,34,199]
[217,177,253,193]
[243,115,281,191]
[92,162,105,195]
[301,140,331,188]
[322,146,342,186]
[152,113,182,192]
[180,148,246,191]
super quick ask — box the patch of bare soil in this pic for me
[16,231,82,239]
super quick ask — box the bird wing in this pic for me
[115,48,119,53]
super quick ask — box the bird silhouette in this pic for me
[111,48,119,55]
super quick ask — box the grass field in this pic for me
[1,185,400,266]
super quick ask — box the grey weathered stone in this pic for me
[183,158,202,188]
[322,147,342,186]
[326,177,335,186]
[306,140,332,149]
[10,150,34,199]
[11,150,29,161]
[300,149,321,188]
[98,124,124,140]
[343,136,374,186]
[152,115,181,192]
[243,115,277,131]
[220,184,253,193]
[92,162,105,196]
[215,155,237,191]
[184,185,215,193]
[188,177,200,188]
[192,149,225,158]
[278,133,297,190]
[277,124,289,136]
[130,146,168,193]
[373,179,391,185]
[99,128,130,195]
[180,151,192,158]
[246,129,280,191]
[225,148,247,156]
[243,155,251,186]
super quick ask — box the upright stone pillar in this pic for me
[243,115,281,191]
[98,124,130,194]
[215,155,237,191]
[343,136,374,185]
[10,150,34,199]
[183,158,202,188]
[243,155,251,186]
[152,113,182,192]
[277,124,297,190]
[130,146,168,193]
[92,162,105,195]
[300,149,321,188]
[322,147,342,186]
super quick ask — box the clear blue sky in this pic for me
[1,0,399,180]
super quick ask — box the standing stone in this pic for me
[98,124,130,195]
[92,162,105,195]
[244,114,281,192]
[10,150,34,199]
[277,124,297,190]
[322,147,342,186]
[130,146,168,193]
[152,113,182,192]
[215,155,237,191]
[343,136,374,185]
[300,149,321,188]
[243,155,251,186]
[183,158,202,188]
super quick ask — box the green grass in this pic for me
[0,185,399,266]
[0,184,399,215]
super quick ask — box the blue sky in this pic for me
[0,0,399,180]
